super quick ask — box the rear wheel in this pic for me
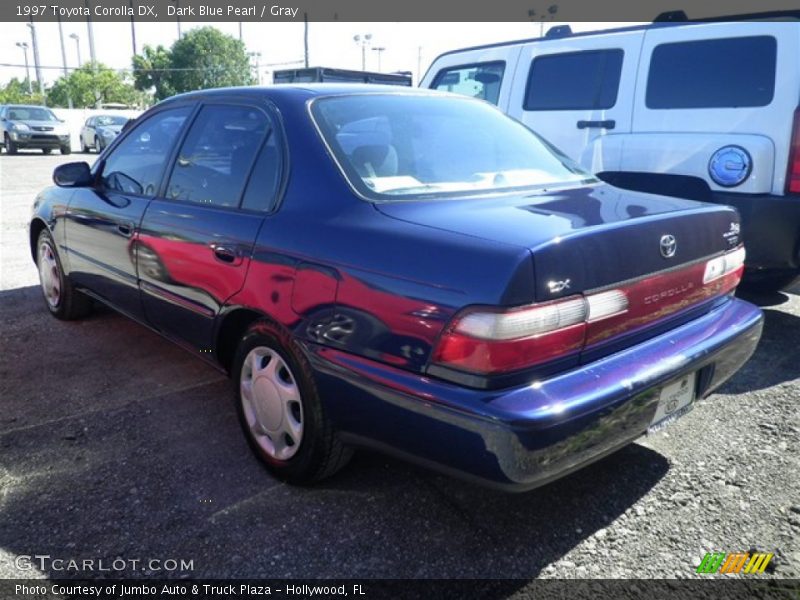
[5,134,17,155]
[232,319,352,484]
[36,229,92,320]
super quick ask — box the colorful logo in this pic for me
[696,552,774,574]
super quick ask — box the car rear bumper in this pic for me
[306,297,763,491]
[710,192,800,273]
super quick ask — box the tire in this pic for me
[232,319,352,484]
[42,148,52,155]
[81,139,89,153]
[60,144,71,155]
[5,134,18,155]
[740,271,800,294]
[36,229,92,320]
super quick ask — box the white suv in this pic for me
[422,14,800,291]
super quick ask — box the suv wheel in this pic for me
[36,229,92,320]
[60,144,71,155]
[232,319,352,484]
[5,134,18,155]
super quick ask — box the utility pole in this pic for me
[16,42,32,94]
[303,13,309,68]
[238,22,243,42]
[84,0,97,65]
[170,0,182,39]
[26,20,45,100]
[417,46,422,85]
[129,0,137,55]
[57,15,73,108]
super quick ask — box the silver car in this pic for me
[80,114,129,153]
[0,105,71,155]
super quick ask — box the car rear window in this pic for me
[430,62,506,105]
[311,94,594,201]
[524,49,623,111]
[646,36,777,109]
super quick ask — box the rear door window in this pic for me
[646,36,777,109]
[165,104,270,208]
[524,49,623,111]
[431,62,505,105]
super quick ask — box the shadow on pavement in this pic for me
[0,285,671,581]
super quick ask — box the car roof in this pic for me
[159,84,444,106]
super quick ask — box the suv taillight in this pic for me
[432,247,745,376]
[787,107,800,195]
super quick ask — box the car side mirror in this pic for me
[53,162,93,188]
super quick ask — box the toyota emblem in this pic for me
[660,234,677,258]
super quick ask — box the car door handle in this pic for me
[211,244,242,265]
[117,222,134,237]
[577,119,616,130]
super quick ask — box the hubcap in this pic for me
[38,241,61,308]
[240,347,304,461]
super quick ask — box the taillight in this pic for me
[432,296,587,374]
[787,107,800,195]
[432,246,746,376]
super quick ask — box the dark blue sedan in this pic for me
[29,85,763,490]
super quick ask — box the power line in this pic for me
[0,59,306,73]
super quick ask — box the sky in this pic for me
[0,21,636,87]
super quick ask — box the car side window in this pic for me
[431,62,505,105]
[101,106,191,197]
[524,49,623,111]
[166,104,270,208]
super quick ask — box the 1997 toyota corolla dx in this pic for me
[30,85,764,490]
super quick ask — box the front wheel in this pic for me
[42,148,52,155]
[232,319,352,484]
[36,229,92,320]
[60,144,71,155]
[5,134,17,155]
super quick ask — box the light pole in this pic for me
[372,46,386,71]
[353,33,372,71]
[26,22,44,98]
[70,33,82,67]
[16,42,32,94]
[170,0,182,39]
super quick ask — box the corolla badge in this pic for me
[660,234,677,259]
[708,145,752,187]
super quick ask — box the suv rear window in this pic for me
[524,49,623,111]
[646,36,777,109]
[431,62,505,105]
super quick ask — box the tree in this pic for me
[0,77,44,105]
[132,45,174,101]
[47,64,140,108]
[132,27,254,101]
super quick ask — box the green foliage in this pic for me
[0,77,44,105]
[47,64,140,108]
[132,27,255,101]
[132,45,175,101]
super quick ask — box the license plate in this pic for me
[648,372,696,432]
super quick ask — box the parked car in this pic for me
[30,86,763,490]
[0,104,71,155]
[80,114,129,153]
[422,13,800,292]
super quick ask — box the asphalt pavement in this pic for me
[0,152,798,581]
